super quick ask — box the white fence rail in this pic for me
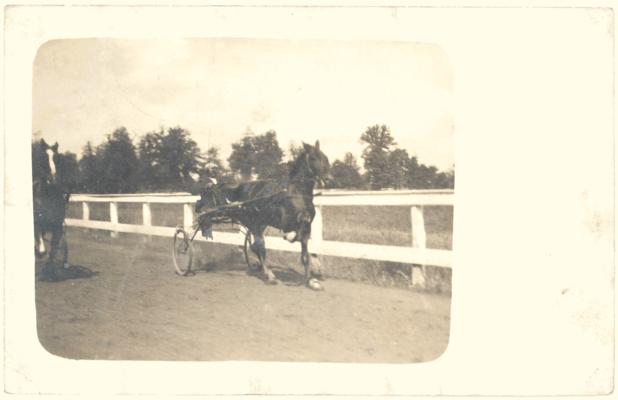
[65,190,454,269]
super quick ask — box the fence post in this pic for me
[110,202,118,238]
[82,202,90,221]
[142,202,152,242]
[142,202,152,227]
[410,205,427,289]
[183,203,193,229]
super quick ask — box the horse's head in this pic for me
[291,140,331,188]
[33,139,60,185]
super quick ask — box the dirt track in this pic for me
[36,230,451,363]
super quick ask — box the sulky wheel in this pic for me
[243,230,261,272]
[172,227,193,276]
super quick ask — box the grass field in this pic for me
[322,205,453,250]
[67,203,454,250]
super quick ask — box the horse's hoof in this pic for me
[265,271,279,284]
[307,278,324,291]
[311,273,324,281]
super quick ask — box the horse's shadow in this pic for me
[271,267,308,286]
[240,265,309,286]
[37,264,99,282]
[180,246,323,287]
[192,258,308,286]
[190,249,248,275]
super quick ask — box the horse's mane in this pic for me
[288,148,308,180]
[32,141,50,182]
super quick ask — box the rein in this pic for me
[197,190,321,216]
[199,147,325,215]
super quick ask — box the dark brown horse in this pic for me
[196,141,330,288]
[32,139,70,280]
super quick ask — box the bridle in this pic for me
[289,151,326,186]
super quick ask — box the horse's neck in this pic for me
[33,161,47,182]
[288,162,315,195]
[286,179,314,196]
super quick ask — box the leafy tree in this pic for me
[137,126,203,191]
[387,148,410,189]
[359,124,455,190]
[78,142,99,193]
[228,130,285,181]
[199,146,231,184]
[328,152,366,189]
[68,121,454,193]
[162,127,203,190]
[360,124,396,190]
[228,135,255,180]
[288,143,305,161]
[435,167,455,189]
[253,130,284,180]
[405,156,420,189]
[136,130,164,191]
[95,127,139,193]
[58,151,79,193]
[414,164,439,189]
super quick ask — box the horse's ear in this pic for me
[302,142,311,151]
[40,139,48,147]
[315,140,320,150]
[51,142,58,151]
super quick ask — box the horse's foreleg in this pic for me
[299,218,315,283]
[301,239,310,283]
[301,233,324,290]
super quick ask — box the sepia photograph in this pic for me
[4,4,614,396]
[32,38,454,362]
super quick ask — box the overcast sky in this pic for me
[33,38,453,170]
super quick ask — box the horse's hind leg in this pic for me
[253,228,278,284]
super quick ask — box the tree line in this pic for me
[39,124,454,194]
